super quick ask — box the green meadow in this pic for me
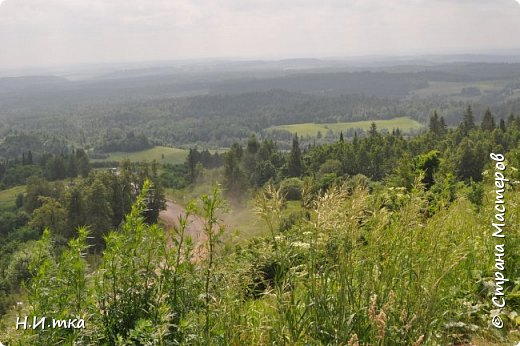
[0,185,25,210]
[268,116,423,137]
[96,146,188,164]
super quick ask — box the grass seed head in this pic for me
[347,333,359,346]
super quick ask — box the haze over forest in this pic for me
[1,1,520,150]
[1,1,520,345]
[1,0,520,70]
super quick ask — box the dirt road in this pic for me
[159,200,207,259]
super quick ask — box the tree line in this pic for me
[0,160,166,317]
[219,106,520,205]
[0,149,90,189]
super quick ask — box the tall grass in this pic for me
[212,179,503,344]
[3,179,517,345]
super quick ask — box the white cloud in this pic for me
[0,0,519,67]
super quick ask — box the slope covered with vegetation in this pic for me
[0,106,519,344]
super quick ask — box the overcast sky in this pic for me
[1,0,520,68]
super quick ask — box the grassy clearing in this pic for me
[0,185,25,210]
[223,200,303,241]
[165,191,303,243]
[166,169,223,205]
[95,146,188,164]
[166,187,266,241]
[268,117,423,137]
[164,169,307,241]
[223,201,264,241]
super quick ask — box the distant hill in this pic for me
[0,60,519,148]
[0,75,70,93]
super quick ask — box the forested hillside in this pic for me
[0,106,519,344]
[1,62,520,149]
[3,0,520,341]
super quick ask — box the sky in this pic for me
[0,0,520,68]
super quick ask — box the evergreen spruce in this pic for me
[481,108,495,131]
[287,134,302,177]
[459,105,475,134]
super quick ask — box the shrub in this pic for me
[279,177,304,201]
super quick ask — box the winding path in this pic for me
[159,199,207,260]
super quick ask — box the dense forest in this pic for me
[1,62,520,150]
[0,102,519,344]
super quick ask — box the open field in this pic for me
[94,146,188,164]
[165,179,267,241]
[0,185,25,210]
[166,173,304,243]
[166,186,265,241]
[268,117,423,137]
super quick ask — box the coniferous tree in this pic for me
[368,122,378,137]
[353,131,359,148]
[499,118,506,132]
[507,113,516,128]
[439,116,448,135]
[63,185,85,237]
[481,108,495,132]
[459,105,475,135]
[251,161,276,187]
[141,161,166,224]
[45,156,66,180]
[186,149,198,182]
[27,150,33,165]
[244,135,260,180]
[111,171,134,226]
[76,149,91,177]
[429,111,441,135]
[66,154,78,177]
[143,181,166,224]
[84,178,113,249]
[512,114,520,131]
[453,139,484,182]
[247,134,260,155]
[390,153,415,190]
[429,111,447,136]
[15,193,24,209]
[415,150,440,189]
[223,143,246,196]
[257,139,275,161]
[287,134,302,177]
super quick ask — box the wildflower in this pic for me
[375,310,387,340]
[291,241,310,249]
[368,293,387,341]
[368,294,377,320]
[347,333,359,346]
[383,290,396,311]
[413,334,425,346]
[404,314,417,333]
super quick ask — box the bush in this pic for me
[318,159,342,177]
[318,172,339,191]
[279,177,304,200]
[5,241,47,291]
[279,211,308,233]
